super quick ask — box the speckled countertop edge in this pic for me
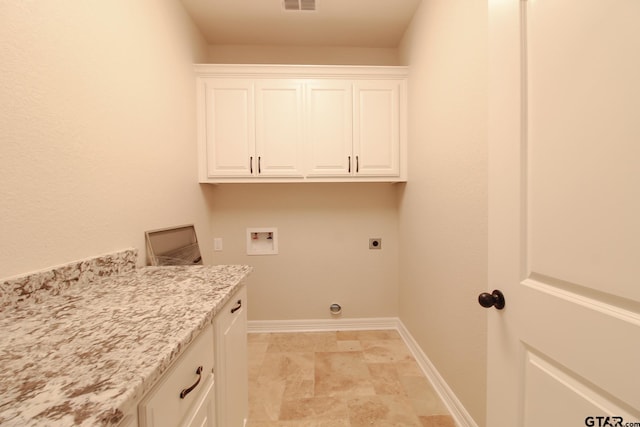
[0,259,252,426]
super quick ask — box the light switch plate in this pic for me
[214,238,223,251]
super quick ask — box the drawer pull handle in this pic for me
[179,366,203,399]
[231,299,242,314]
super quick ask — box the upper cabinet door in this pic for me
[305,81,353,177]
[195,65,407,183]
[199,79,255,179]
[353,80,401,177]
[254,80,304,177]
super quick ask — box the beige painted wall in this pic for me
[398,0,488,425]
[202,45,402,321]
[203,183,400,320]
[0,1,210,279]
[1,2,489,422]
[208,44,399,65]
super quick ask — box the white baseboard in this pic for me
[248,317,400,333]
[247,317,478,427]
[395,322,479,427]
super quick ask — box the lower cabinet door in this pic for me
[181,374,215,427]
[215,286,248,427]
[138,325,215,427]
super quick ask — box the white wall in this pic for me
[0,1,210,279]
[203,183,400,320]
[208,45,399,65]
[398,0,488,425]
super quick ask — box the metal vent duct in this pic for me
[283,0,316,11]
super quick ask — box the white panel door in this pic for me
[201,79,254,178]
[487,1,640,426]
[305,81,353,177]
[353,80,401,177]
[255,80,304,177]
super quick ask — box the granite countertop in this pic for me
[0,258,252,426]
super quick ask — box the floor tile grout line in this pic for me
[247,330,456,426]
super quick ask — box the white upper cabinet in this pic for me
[305,80,353,177]
[198,78,304,179]
[195,65,407,183]
[255,80,304,177]
[199,79,254,178]
[353,80,401,177]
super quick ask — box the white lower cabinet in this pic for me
[118,412,139,427]
[214,286,248,427]
[138,323,215,427]
[137,285,248,427]
[181,375,216,427]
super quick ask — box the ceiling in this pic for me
[180,0,422,48]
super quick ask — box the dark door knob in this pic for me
[478,290,505,310]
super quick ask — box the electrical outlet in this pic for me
[369,238,382,250]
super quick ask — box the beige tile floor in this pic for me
[247,330,456,427]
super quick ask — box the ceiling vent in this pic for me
[283,0,316,11]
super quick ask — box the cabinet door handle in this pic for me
[250,156,253,174]
[348,156,351,173]
[356,155,359,173]
[231,299,242,314]
[179,366,203,399]
[258,156,261,174]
